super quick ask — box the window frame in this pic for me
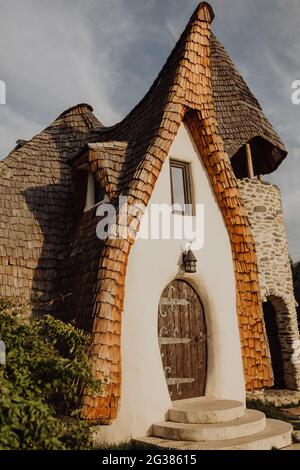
[169,159,194,216]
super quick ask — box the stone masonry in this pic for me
[238,178,300,390]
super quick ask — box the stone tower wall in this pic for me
[238,178,300,389]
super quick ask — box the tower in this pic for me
[211,36,300,390]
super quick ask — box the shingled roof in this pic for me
[0,2,280,421]
[0,104,101,308]
[210,35,287,175]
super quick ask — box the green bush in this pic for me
[0,298,100,450]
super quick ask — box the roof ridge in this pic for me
[56,103,94,120]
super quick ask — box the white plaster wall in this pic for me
[97,123,245,444]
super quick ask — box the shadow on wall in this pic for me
[22,181,73,316]
[21,124,100,329]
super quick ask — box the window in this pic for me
[170,160,193,215]
[85,172,105,211]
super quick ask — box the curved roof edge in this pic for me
[56,103,94,120]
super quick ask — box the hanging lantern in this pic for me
[183,249,197,273]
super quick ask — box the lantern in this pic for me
[183,249,197,273]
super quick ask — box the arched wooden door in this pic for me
[158,280,207,401]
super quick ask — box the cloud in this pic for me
[0,0,299,259]
[0,0,145,156]
[0,105,42,155]
[0,0,179,155]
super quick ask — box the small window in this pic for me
[85,172,105,211]
[170,160,193,215]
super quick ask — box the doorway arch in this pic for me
[263,297,286,388]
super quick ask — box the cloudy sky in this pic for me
[0,0,299,259]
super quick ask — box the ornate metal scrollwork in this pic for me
[159,327,169,338]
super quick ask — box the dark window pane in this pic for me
[94,176,105,204]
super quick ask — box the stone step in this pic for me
[134,419,292,450]
[169,397,245,424]
[152,409,265,442]
[281,443,300,451]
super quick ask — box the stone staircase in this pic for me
[134,397,293,450]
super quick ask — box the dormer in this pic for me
[74,163,105,212]
[70,152,106,217]
[69,140,128,215]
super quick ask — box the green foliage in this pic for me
[0,298,100,450]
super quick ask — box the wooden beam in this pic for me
[246,143,254,178]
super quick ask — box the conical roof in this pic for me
[210,35,287,174]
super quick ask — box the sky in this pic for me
[0,0,299,260]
